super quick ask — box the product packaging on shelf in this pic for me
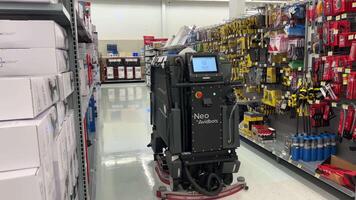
[53,109,77,200]
[79,60,90,95]
[0,20,68,49]
[53,117,70,200]
[0,48,69,76]
[0,107,57,172]
[57,71,74,101]
[118,66,125,79]
[316,155,356,190]
[135,66,142,79]
[106,66,115,79]
[55,101,68,134]
[0,168,46,200]
[0,107,57,200]
[126,66,134,79]
[0,76,59,120]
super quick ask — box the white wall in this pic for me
[166,1,228,37]
[91,0,229,40]
[91,0,162,40]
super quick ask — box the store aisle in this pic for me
[95,83,340,200]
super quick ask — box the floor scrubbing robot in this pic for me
[149,52,247,199]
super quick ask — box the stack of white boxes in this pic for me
[0,20,78,200]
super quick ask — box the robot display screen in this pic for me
[192,57,218,73]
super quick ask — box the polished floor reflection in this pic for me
[95,83,340,200]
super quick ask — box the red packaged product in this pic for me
[339,32,356,47]
[333,0,356,15]
[329,20,351,47]
[347,72,356,100]
[322,56,333,81]
[324,0,335,16]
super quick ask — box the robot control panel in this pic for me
[187,53,223,82]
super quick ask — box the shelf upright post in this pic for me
[66,0,90,199]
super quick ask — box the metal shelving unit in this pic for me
[0,2,71,27]
[0,1,96,200]
[241,135,355,198]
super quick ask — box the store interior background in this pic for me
[91,0,262,55]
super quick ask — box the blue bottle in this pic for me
[323,134,331,159]
[291,136,300,161]
[303,137,311,162]
[310,136,317,161]
[316,135,324,161]
[298,135,304,161]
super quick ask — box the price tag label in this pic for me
[349,35,354,40]
[337,67,343,72]
[341,13,347,19]
[282,58,287,62]
[321,81,326,86]
[342,104,348,109]
[297,164,303,169]
[280,69,284,73]
[336,15,341,21]
[272,63,276,66]
[255,62,258,65]
[314,174,321,179]
[332,102,337,107]
[322,56,327,61]
[314,54,319,58]
[327,16,332,21]
[317,17,323,23]
[264,64,267,67]
[345,69,351,74]
[298,67,302,71]
[333,29,339,34]
[353,2,356,7]
[328,51,333,56]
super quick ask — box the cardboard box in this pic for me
[0,76,59,121]
[65,110,77,156]
[0,168,46,200]
[0,48,69,76]
[317,155,356,189]
[55,101,68,136]
[0,20,67,49]
[0,107,57,171]
[57,71,74,101]
[53,122,70,200]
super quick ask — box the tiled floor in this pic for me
[94,83,341,200]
